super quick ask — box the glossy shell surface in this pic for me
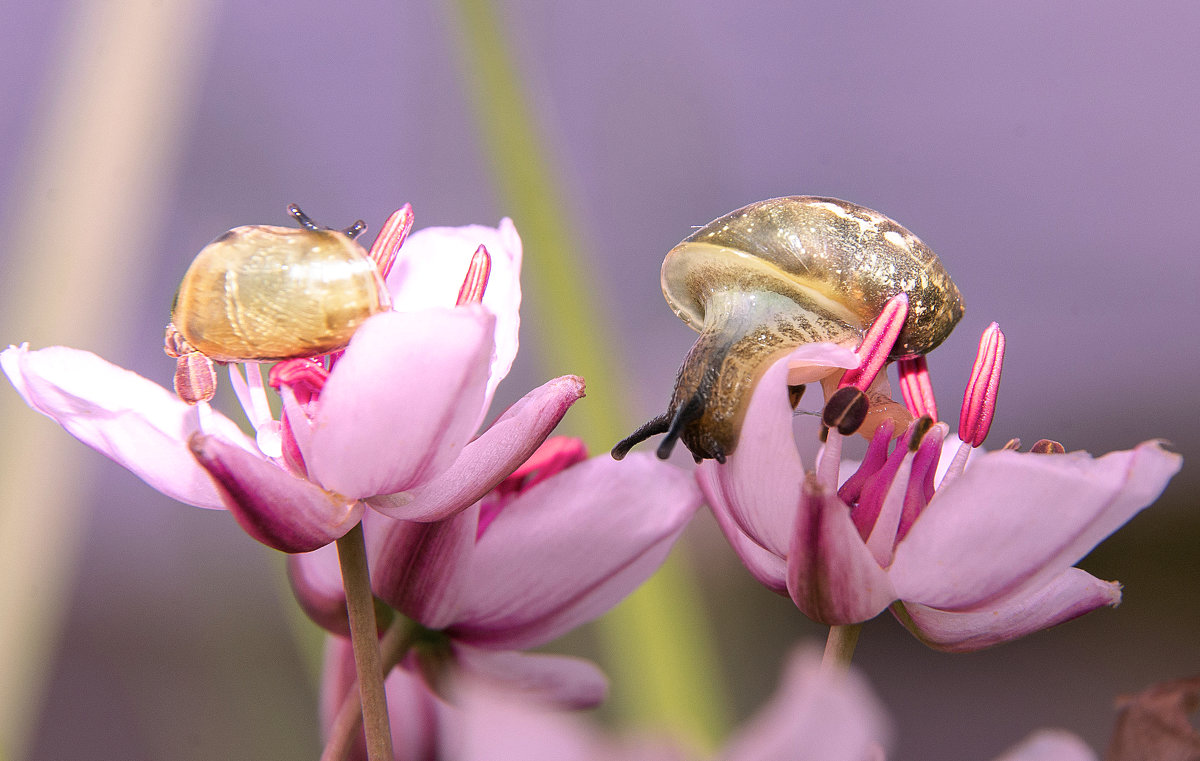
[661,196,964,359]
[172,225,389,362]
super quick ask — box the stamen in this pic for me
[838,417,896,505]
[173,352,216,404]
[864,451,913,567]
[839,293,909,392]
[897,356,938,420]
[958,322,1005,447]
[816,429,843,491]
[1001,437,1022,451]
[907,415,935,452]
[849,422,915,539]
[366,204,414,281]
[822,386,869,435]
[228,363,273,433]
[1031,439,1066,454]
[456,245,492,306]
[896,422,947,542]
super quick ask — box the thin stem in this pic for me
[821,624,863,670]
[321,617,418,761]
[335,522,393,761]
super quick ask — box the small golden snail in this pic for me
[612,196,964,463]
[164,205,390,403]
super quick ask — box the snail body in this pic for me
[614,196,964,462]
[165,206,389,403]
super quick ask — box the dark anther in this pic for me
[1001,438,1022,451]
[611,412,671,460]
[822,387,869,435]
[907,415,934,452]
[1030,439,1066,454]
[343,219,368,239]
[818,424,829,443]
[287,204,322,231]
[788,384,806,410]
[656,396,704,460]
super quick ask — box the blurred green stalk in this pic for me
[442,0,727,747]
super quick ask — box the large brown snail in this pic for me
[612,196,964,463]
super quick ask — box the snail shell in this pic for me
[170,224,390,363]
[613,196,964,463]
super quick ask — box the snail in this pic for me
[612,196,964,463]
[164,205,390,404]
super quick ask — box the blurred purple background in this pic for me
[2,1,1197,759]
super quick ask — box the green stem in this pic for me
[321,617,418,761]
[334,523,393,761]
[821,623,862,670]
[440,0,728,747]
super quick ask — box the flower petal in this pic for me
[321,636,444,761]
[2,344,252,509]
[890,441,1181,610]
[989,730,1098,761]
[451,644,608,709]
[307,308,494,498]
[449,454,701,650]
[387,220,522,411]
[368,375,585,521]
[895,566,1121,653]
[287,543,349,636]
[701,467,788,595]
[190,433,363,552]
[701,348,820,555]
[445,672,608,761]
[719,646,890,761]
[368,506,480,630]
[787,476,896,625]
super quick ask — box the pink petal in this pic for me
[287,543,349,636]
[445,672,608,761]
[889,441,1181,610]
[368,375,585,521]
[387,220,523,411]
[701,467,789,595]
[989,730,1098,761]
[307,308,494,498]
[450,454,701,650]
[701,349,811,555]
[367,506,480,629]
[719,646,891,761]
[2,344,253,509]
[451,644,608,709]
[321,636,443,761]
[895,567,1121,653]
[190,433,363,552]
[787,477,896,625]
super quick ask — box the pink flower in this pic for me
[2,214,584,552]
[441,645,889,761]
[701,339,1182,652]
[298,436,703,712]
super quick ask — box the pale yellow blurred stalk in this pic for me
[0,1,213,757]
[440,0,728,748]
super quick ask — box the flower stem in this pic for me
[321,617,418,761]
[334,522,392,761]
[822,623,862,670]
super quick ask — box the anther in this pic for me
[456,245,492,306]
[822,386,869,435]
[1030,439,1066,454]
[958,322,1005,447]
[366,204,414,281]
[1001,437,1021,451]
[897,356,938,420]
[907,415,935,452]
[788,384,806,410]
[839,293,909,393]
[174,352,216,404]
